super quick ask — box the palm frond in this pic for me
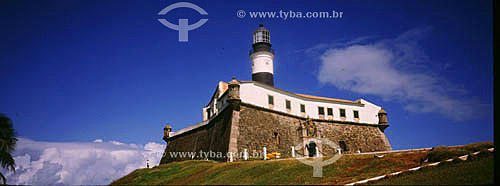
[0,113,17,175]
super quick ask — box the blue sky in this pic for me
[0,0,493,184]
[0,0,492,164]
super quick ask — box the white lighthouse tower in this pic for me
[250,24,275,86]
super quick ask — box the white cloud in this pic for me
[0,138,165,185]
[317,27,488,121]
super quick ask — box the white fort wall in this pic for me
[202,81,383,124]
[239,82,381,124]
[202,81,229,121]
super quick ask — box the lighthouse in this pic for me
[161,24,393,164]
[250,24,275,86]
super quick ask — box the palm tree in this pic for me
[0,114,17,185]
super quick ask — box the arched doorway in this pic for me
[306,141,317,157]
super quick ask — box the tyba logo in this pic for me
[294,137,343,177]
[157,2,208,42]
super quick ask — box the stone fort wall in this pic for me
[159,105,234,164]
[236,103,391,160]
[160,101,391,164]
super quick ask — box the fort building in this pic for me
[160,24,391,164]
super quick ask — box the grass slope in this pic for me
[110,142,493,185]
[370,150,494,185]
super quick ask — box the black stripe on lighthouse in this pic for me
[252,72,274,86]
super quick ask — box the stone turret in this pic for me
[227,77,241,111]
[163,124,172,141]
[228,77,240,100]
[378,108,388,124]
[377,108,389,132]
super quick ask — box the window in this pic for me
[340,108,346,117]
[300,104,305,113]
[286,100,291,110]
[273,132,280,145]
[339,141,349,151]
[353,110,359,119]
[207,108,211,118]
[318,107,325,115]
[327,108,333,116]
[268,95,274,105]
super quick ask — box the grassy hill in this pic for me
[369,151,493,185]
[110,142,493,185]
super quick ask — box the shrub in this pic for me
[424,146,468,162]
